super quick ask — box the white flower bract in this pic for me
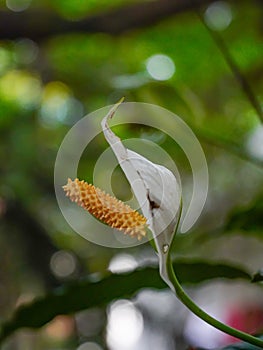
[101,100,182,287]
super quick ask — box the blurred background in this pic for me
[0,0,263,349]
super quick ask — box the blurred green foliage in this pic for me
[0,260,251,343]
[0,0,262,349]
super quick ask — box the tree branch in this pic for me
[0,0,215,41]
[197,11,263,123]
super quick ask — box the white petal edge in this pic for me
[101,100,182,288]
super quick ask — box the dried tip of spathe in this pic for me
[63,178,147,240]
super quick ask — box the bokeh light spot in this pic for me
[108,253,138,274]
[14,39,39,64]
[44,315,75,341]
[204,1,233,31]
[246,125,263,160]
[0,70,42,109]
[50,250,77,278]
[6,0,32,12]
[77,342,103,350]
[107,300,144,349]
[39,81,83,128]
[76,308,105,337]
[146,54,175,81]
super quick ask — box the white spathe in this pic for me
[101,100,181,287]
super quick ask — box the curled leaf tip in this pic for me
[63,178,147,240]
[118,96,125,104]
[106,97,125,121]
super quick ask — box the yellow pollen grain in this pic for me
[63,178,147,240]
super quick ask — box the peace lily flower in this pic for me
[63,99,182,286]
[62,100,263,347]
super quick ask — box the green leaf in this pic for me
[251,270,263,283]
[174,261,250,285]
[0,260,250,344]
[225,196,263,235]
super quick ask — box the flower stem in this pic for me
[166,254,263,348]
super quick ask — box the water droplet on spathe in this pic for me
[162,244,169,253]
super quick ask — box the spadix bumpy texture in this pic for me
[63,178,147,240]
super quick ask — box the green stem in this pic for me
[197,11,263,124]
[166,254,263,348]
